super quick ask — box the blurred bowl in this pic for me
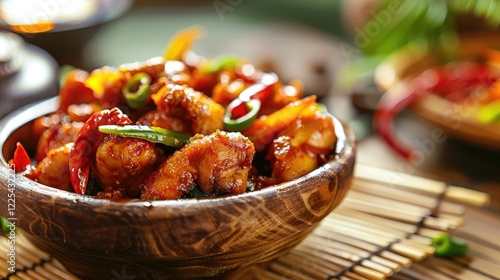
[375,33,500,150]
[0,97,356,279]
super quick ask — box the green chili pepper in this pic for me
[1,216,13,235]
[201,54,242,73]
[431,233,468,257]
[223,99,261,131]
[478,100,500,123]
[122,73,152,109]
[98,125,191,148]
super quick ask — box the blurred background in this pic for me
[1,0,499,205]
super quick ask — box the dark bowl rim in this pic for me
[0,96,355,209]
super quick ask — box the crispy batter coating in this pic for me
[151,84,226,135]
[92,135,164,198]
[140,130,255,200]
[34,143,73,191]
[267,110,336,183]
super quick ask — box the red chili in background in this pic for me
[374,62,497,161]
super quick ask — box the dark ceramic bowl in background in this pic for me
[0,97,355,280]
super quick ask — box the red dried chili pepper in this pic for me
[374,62,497,161]
[69,108,132,194]
[11,142,31,173]
[228,72,279,118]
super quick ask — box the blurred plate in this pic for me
[374,33,500,150]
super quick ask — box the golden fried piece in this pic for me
[34,143,73,191]
[35,120,83,162]
[151,84,225,135]
[267,110,336,183]
[140,130,255,200]
[137,109,192,134]
[92,135,164,198]
[119,56,166,81]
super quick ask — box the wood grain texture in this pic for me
[0,97,356,279]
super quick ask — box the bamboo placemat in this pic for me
[1,164,496,280]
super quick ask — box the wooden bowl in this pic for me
[375,33,500,150]
[0,97,356,280]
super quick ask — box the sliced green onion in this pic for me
[201,54,242,73]
[431,233,468,257]
[1,216,13,235]
[224,99,261,131]
[122,73,151,109]
[478,100,500,123]
[98,125,191,148]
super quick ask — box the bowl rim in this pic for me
[0,96,355,209]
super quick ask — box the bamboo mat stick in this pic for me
[421,216,456,231]
[298,241,395,278]
[260,270,293,280]
[438,201,466,216]
[343,191,433,217]
[294,245,353,270]
[378,251,412,268]
[398,239,434,255]
[354,165,447,195]
[334,272,369,280]
[316,224,429,262]
[338,201,452,232]
[355,165,490,206]
[323,215,411,241]
[338,200,426,225]
[294,248,380,280]
[456,256,500,279]
[351,179,440,208]
[43,262,81,280]
[303,236,362,263]
[307,234,403,274]
[33,265,66,280]
[435,213,465,228]
[0,239,64,280]
[407,234,431,245]
[330,208,418,233]
[445,185,491,207]
[268,260,315,280]
[369,255,401,272]
[326,213,440,249]
[421,257,493,280]
[352,179,467,216]
[279,250,333,279]
[16,233,51,261]
[0,241,29,271]
[416,227,449,238]
[312,229,413,268]
[305,235,402,273]
[389,243,428,262]
[301,246,389,280]
[8,272,39,280]
[0,263,10,278]
[24,269,50,280]
[399,263,451,280]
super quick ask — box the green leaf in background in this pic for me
[343,0,500,85]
